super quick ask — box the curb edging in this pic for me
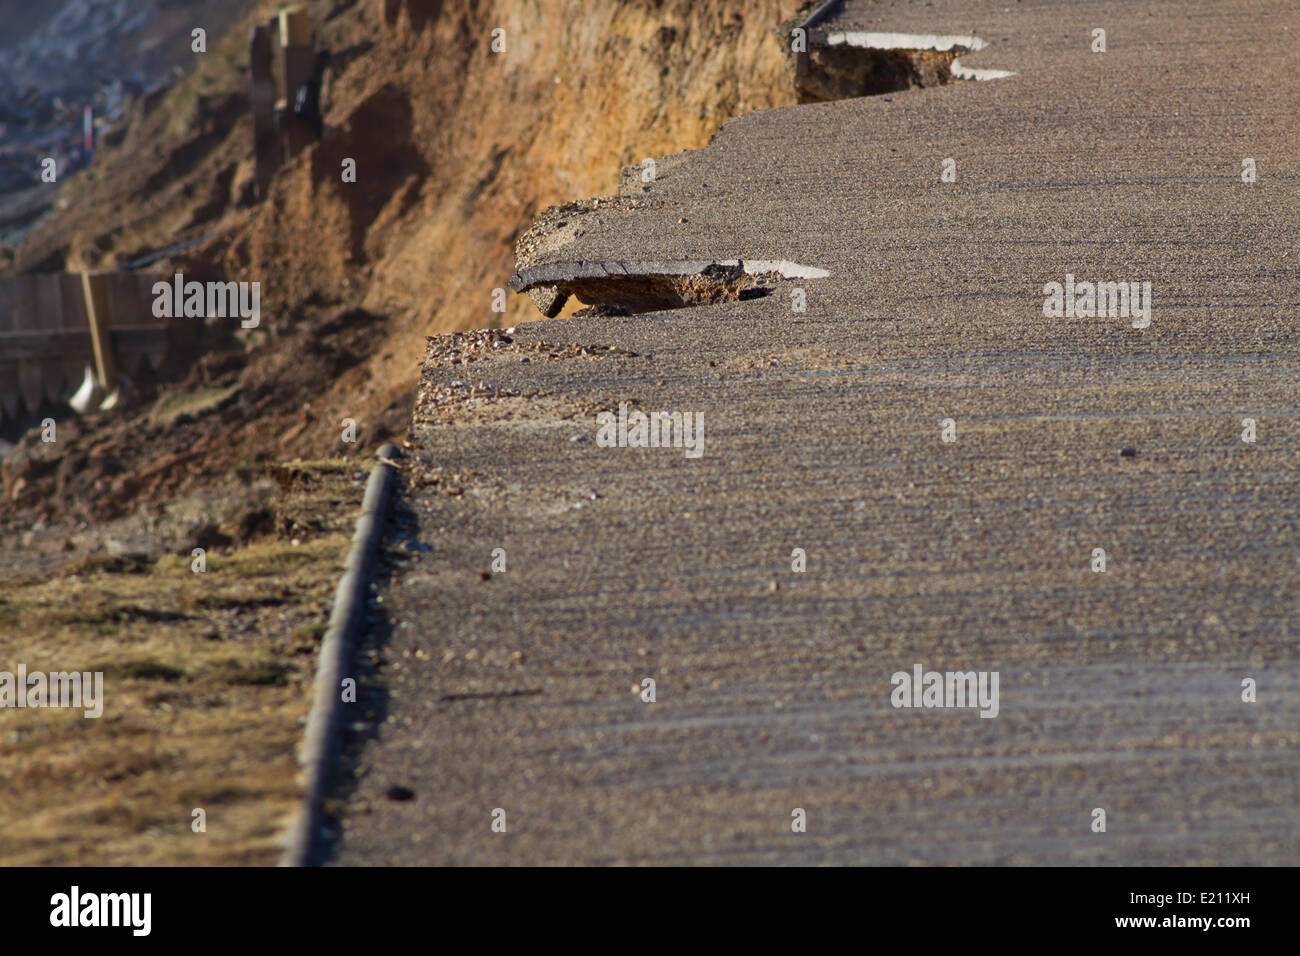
[279,442,399,867]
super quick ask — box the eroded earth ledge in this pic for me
[511,259,830,316]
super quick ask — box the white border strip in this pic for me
[822,30,1015,81]
[825,31,987,52]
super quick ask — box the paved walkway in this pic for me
[333,0,1299,864]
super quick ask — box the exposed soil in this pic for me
[796,46,958,102]
[2,306,412,533]
[1,0,803,541]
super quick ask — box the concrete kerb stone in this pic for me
[279,442,400,866]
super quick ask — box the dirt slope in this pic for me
[3,0,804,532]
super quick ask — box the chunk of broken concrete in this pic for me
[527,284,568,318]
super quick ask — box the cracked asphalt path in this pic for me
[331,0,1299,865]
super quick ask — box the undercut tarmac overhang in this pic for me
[510,259,830,316]
[795,30,1014,100]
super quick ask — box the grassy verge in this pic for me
[0,460,364,865]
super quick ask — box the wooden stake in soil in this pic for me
[278,6,316,161]
[80,271,117,391]
[250,23,278,199]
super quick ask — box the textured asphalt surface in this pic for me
[332,0,1299,865]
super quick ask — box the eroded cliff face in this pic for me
[2,0,802,521]
[260,0,800,441]
[328,0,799,382]
[13,0,799,415]
[16,0,800,323]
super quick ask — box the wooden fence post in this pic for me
[81,271,118,391]
[250,23,278,199]
[278,6,316,161]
